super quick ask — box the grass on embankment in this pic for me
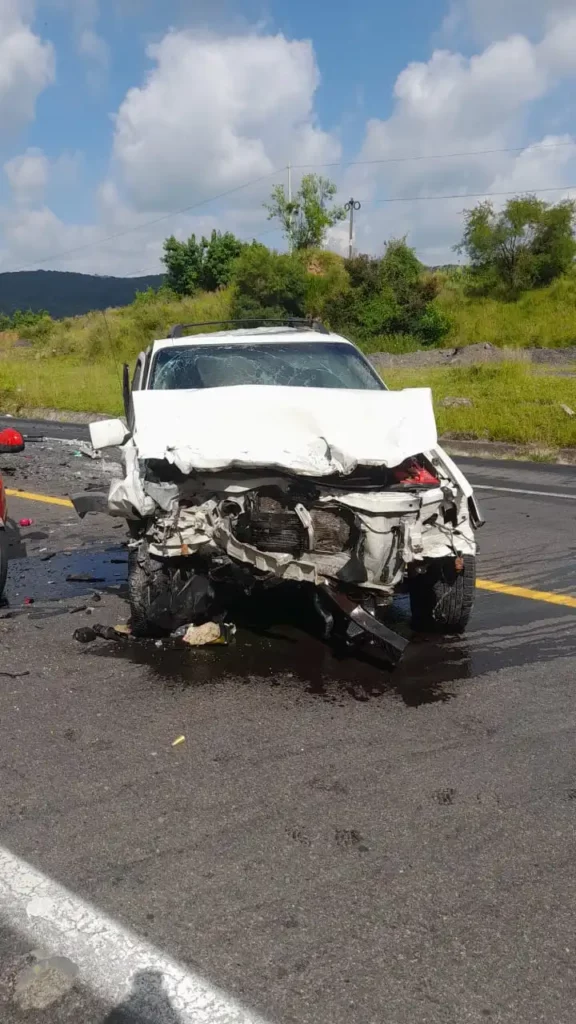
[385,363,576,448]
[0,356,124,417]
[437,271,576,349]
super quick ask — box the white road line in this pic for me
[471,484,576,500]
[0,846,267,1024]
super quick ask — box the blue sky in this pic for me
[1,0,575,275]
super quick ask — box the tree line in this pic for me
[160,175,576,348]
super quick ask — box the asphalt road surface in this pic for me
[0,425,575,1023]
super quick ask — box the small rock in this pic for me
[441,396,473,408]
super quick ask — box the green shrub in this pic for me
[229,245,308,321]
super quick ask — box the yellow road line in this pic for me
[477,578,576,609]
[6,489,73,509]
[4,487,576,609]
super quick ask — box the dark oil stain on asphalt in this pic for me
[4,543,128,606]
[7,539,576,707]
[89,582,576,707]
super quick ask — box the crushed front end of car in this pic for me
[79,384,482,663]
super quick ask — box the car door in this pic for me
[123,351,146,433]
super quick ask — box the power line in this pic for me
[362,184,576,204]
[4,163,576,276]
[291,139,576,171]
[7,170,280,274]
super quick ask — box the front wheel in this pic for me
[127,542,217,636]
[409,555,476,633]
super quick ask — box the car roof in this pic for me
[148,325,354,356]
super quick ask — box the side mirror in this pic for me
[0,427,25,454]
[89,418,129,451]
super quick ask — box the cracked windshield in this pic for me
[151,342,385,389]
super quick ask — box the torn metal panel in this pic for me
[131,385,438,476]
[108,445,155,519]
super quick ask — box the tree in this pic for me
[162,234,203,296]
[324,238,451,346]
[229,243,308,321]
[265,174,346,250]
[200,230,245,291]
[456,195,576,294]
[162,230,244,296]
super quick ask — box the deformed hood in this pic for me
[131,385,438,476]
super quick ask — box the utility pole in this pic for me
[287,162,293,252]
[345,198,361,259]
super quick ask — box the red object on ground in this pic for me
[18,518,33,528]
[24,597,34,606]
[0,428,24,452]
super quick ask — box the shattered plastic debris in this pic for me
[73,623,123,644]
[114,623,132,636]
[172,736,186,747]
[182,621,237,646]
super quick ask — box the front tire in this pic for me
[127,544,167,636]
[127,542,217,636]
[409,555,476,633]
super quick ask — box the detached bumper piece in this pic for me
[321,586,409,666]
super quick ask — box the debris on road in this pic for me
[182,621,236,646]
[172,735,186,747]
[73,626,98,644]
[0,670,30,678]
[18,518,33,527]
[23,597,34,606]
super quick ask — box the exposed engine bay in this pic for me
[132,454,476,592]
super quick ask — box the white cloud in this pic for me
[79,27,110,85]
[3,12,576,276]
[112,30,340,211]
[444,0,576,43]
[340,15,576,264]
[0,0,55,133]
[47,0,109,86]
[4,148,49,205]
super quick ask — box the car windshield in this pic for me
[149,341,385,391]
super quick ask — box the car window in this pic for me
[150,342,385,391]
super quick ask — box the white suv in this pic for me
[82,319,483,660]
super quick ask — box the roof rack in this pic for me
[168,317,330,340]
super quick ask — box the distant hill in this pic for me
[0,269,165,319]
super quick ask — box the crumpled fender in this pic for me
[108,445,155,519]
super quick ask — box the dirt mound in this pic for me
[370,343,576,371]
